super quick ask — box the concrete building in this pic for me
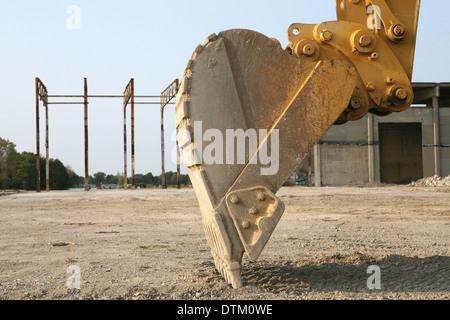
[299,82,450,186]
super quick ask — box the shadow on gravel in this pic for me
[240,253,450,294]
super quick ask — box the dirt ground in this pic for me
[0,185,448,300]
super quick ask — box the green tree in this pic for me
[66,166,84,188]
[11,152,35,190]
[11,153,71,191]
[180,173,191,186]
[104,174,118,185]
[0,138,18,189]
[93,172,106,186]
[49,158,70,190]
[165,171,176,186]
[116,172,122,184]
[143,172,156,186]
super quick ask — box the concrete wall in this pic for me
[320,144,369,186]
[439,108,450,176]
[316,117,369,186]
[305,104,449,186]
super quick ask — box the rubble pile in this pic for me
[409,174,450,187]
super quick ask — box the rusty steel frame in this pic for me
[45,100,49,191]
[35,78,48,192]
[84,78,89,191]
[123,78,135,190]
[35,77,179,192]
[160,79,180,189]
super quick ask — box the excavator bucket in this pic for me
[175,29,357,288]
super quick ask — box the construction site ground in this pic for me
[0,185,448,300]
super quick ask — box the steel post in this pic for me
[84,78,89,191]
[131,79,135,189]
[307,149,312,187]
[432,86,440,176]
[159,79,178,189]
[35,78,41,192]
[124,103,128,190]
[176,128,181,189]
[367,113,375,184]
[160,105,166,189]
[45,103,50,191]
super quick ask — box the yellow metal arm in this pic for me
[294,0,421,123]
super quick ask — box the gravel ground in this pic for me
[0,185,448,300]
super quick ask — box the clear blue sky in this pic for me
[0,0,448,177]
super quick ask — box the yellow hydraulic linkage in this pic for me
[288,0,421,123]
[176,0,421,288]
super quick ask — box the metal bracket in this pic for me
[226,186,285,261]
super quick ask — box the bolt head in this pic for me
[366,82,376,92]
[258,193,266,201]
[359,34,372,47]
[394,88,408,100]
[350,97,362,109]
[320,30,333,42]
[230,195,239,204]
[302,44,315,56]
[242,221,250,229]
[393,25,405,37]
[249,207,258,215]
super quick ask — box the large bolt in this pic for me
[242,221,250,229]
[320,30,333,42]
[350,97,362,109]
[359,34,372,47]
[258,193,266,201]
[388,24,406,41]
[302,44,315,56]
[366,82,376,92]
[249,207,258,215]
[230,195,239,204]
[394,87,408,101]
[388,86,409,106]
[393,24,405,37]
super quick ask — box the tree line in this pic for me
[86,170,190,189]
[0,137,190,191]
